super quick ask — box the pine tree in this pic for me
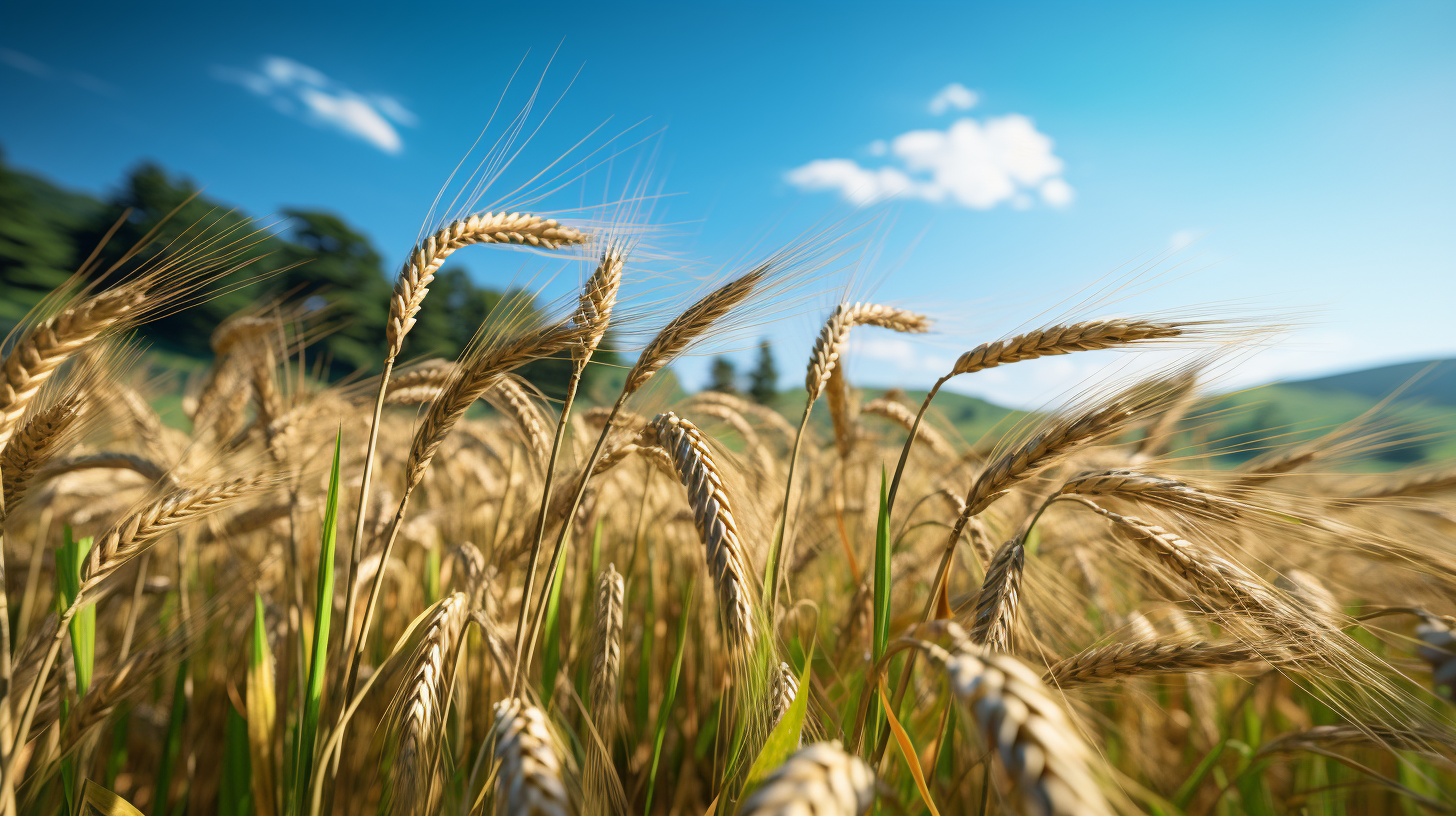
[708,356,739,394]
[748,339,778,404]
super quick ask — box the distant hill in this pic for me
[1283,358,1456,407]
[814,356,1456,471]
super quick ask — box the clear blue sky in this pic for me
[3,2,1453,407]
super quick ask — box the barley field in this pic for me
[0,197,1453,816]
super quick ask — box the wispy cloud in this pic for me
[211,56,416,155]
[928,82,978,115]
[787,85,1072,210]
[1,48,119,97]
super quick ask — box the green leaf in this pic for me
[644,579,694,816]
[219,702,253,816]
[293,428,342,813]
[247,593,277,816]
[635,536,657,735]
[741,643,815,799]
[540,541,568,704]
[82,781,146,816]
[56,527,96,694]
[868,467,892,750]
[153,658,189,816]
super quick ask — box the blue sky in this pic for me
[2,2,1453,408]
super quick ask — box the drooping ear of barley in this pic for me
[591,564,624,732]
[963,374,1189,517]
[651,411,756,649]
[383,359,459,406]
[769,661,800,734]
[1415,614,1456,702]
[824,365,858,458]
[1,392,84,517]
[487,374,553,469]
[738,741,875,816]
[492,697,572,816]
[387,592,471,816]
[1068,497,1296,625]
[804,303,931,404]
[771,303,930,612]
[1044,639,1270,687]
[386,214,588,360]
[1057,469,1240,518]
[0,286,144,449]
[967,534,1026,652]
[623,267,768,396]
[918,636,1113,816]
[573,245,625,363]
[886,318,1191,513]
[862,394,952,459]
[951,319,1184,378]
[405,320,580,491]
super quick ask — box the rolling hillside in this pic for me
[816,357,1456,470]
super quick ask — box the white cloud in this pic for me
[1168,228,1201,250]
[211,56,415,155]
[0,48,51,78]
[787,112,1072,210]
[928,82,978,115]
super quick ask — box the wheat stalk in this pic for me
[386,213,587,359]
[491,697,572,816]
[1044,639,1270,687]
[34,451,171,487]
[0,286,144,449]
[388,592,471,816]
[918,633,1113,816]
[652,411,756,649]
[738,741,875,816]
[624,268,768,396]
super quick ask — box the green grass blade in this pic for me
[248,593,278,816]
[220,702,253,816]
[575,520,605,705]
[294,429,342,813]
[83,781,147,816]
[868,467,892,753]
[56,527,96,694]
[740,643,814,799]
[634,536,656,735]
[540,539,568,704]
[644,578,694,816]
[153,658,189,816]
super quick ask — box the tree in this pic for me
[748,339,778,404]
[708,356,739,394]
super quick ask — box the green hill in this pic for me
[1284,358,1456,407]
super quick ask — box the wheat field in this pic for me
[0,199,1453,816]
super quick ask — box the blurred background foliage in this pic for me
[0,145,619,400]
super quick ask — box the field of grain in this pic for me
[0,201,1453,816]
